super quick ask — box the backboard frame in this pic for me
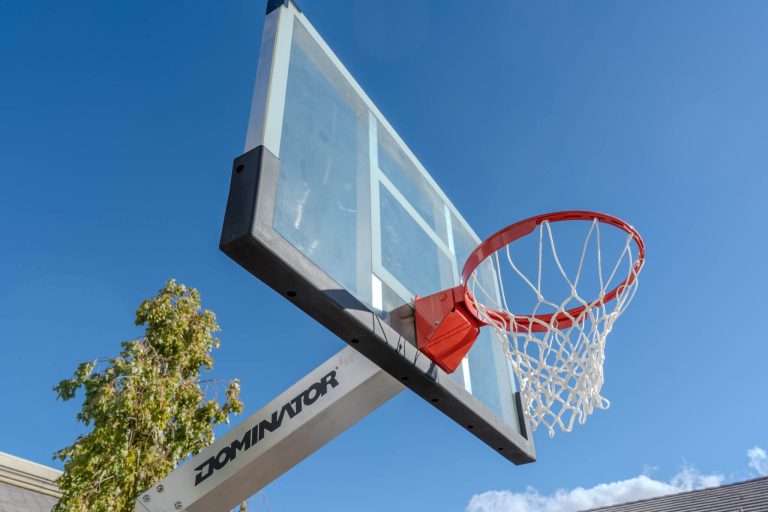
[220,0,535,463]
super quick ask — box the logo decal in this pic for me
[194,370,339,485]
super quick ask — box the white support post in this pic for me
[134,346,403,512]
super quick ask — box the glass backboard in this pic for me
[220,0,535,462]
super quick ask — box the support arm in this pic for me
[134,346,403,512]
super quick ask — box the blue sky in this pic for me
[1,1,767,511]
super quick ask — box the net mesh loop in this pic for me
[467,218,641,437]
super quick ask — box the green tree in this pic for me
[53,280,244,512]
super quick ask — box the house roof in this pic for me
[0,452,61,512]
[582,476,768,512]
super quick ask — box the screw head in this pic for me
[156,484,164,493]
[174,501,183,510]
[142,495,150,502]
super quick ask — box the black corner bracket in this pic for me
[266,0,300,15]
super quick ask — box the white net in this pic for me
[466,218,641,437]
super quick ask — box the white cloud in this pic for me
[748,446,768,476]
[466,465,725,512]
[669,462,725,491]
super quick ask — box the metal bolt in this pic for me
[142,495,150,502]
[156,484,164,493]
[175,501,183,510]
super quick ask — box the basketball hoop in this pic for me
[414,211,645,436]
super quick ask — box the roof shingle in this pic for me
[581,476,768,512]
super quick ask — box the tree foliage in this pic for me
[53,280,244,512]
